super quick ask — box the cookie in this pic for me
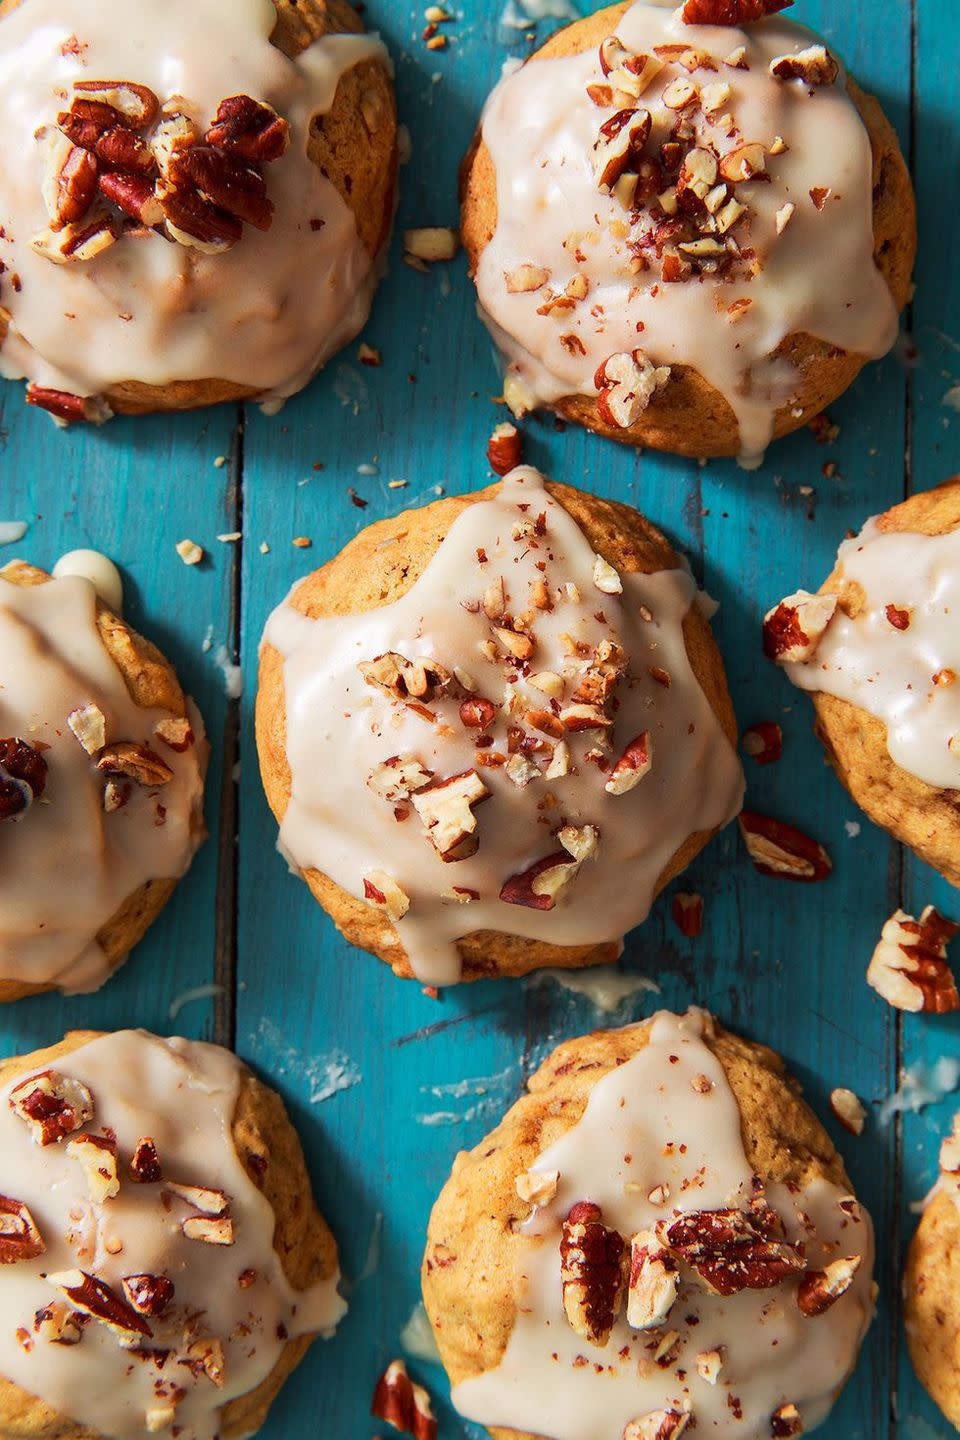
[765,479,960,887]
[905,1116,960,1430]
[0,559,206,1000]
[256,466,743,986]
[0,0,397,420]
[423,1007,874,1440]
[460,0,914,465]
[0,1028,344,1439]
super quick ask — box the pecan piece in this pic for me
[796,1255,861,1317]
[605,732,652,794]
[739,811,832,882]
[372,1359,438,1440]
[47,1269,152,1344]
[411,770,490,861]
[95,126,157,176]
[122,1273,175,1317]
[626,1230,679,1330]
[170,145,272,230]
[98,172,163,226]
[657,1205,804,1295]
[866,906,959,1013]
[58,98,123,150]
[45,141,98,227]
[770,1402,803,1436]
[97,742,173,787]
[770,45,838,85]
[593,107,652,192]
[829,1088,866,1136]
[671,891,704,937]
[560,1201,627,1347]
[66,1133,120,1203]
[624,1411,690,1440]
[742,721,782,765]
[130,1137,162,1183]
[25,386,108,424]
[0,738,48,820]
[595,350,670,428]
[206,95,290,162]
[0,1196,45,1263]
[72,81,160,128]
[487,422,522,476]
[762,590,838,663]
[359,651,452,705]
[9,1070,93,1145]
[363,871,411,922]
[500,851,582,910]
[160,186,243,251]
[682,0,791,19]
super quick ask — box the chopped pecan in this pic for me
[742,721,782,765]
[25,386,108,424]
[33,1303,82,1345]
[97,742,173,787]
[500,852,582,910]
[560,1201,627,1347]
[411,770,490,861]
[770,45,838,84]
[796,1255,861,1317]
[866,906,959,1013]
[160,186,242,250]
[206,95,290,162]
[371,1359,438,1440]
[122,1273,175,1317]
[9,1070,94,1145]
[671,891,704,938]
[682,0,792,18]
[487,422,523,476]
[72,80,160,128]
[829,1088,866,1136]
[47,1269,152,1344]
[0,738,48,820]
[762,590,838,663]
[58,98,123,150]
[515,1169,560,1208]
[595,350,670,428]
[605,733,652,794]
[164,1181,228,1215]
[593,107,652,192]
[739,811,832,882]
[94,126,157,176]
[359,651,452,705]
[626,1230,679,1330]
[185,1336,226,1387]
[657,1205,803,1295]
[363,871,411,922]
[623,1410,690,1440]
[130,1137,162,1183]
[170,145,272,230]
[98,172,163,226]
[770,1402,803,1436]
[66,1133,120,1203]
[0,1196,45,1263]
[45,141,98,227]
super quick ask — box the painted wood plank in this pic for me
[0,401,238,1054]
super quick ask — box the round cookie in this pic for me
[0,559,206,1000]
[0,0,397,419]
[460,0,915,463]
[765,479,960,888]
[905,1117,960,1430]
[423,1008,875,1440]
[256,467,744,986]
[0,1028,344,1439]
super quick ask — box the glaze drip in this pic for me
[262,468,743,984]
[475,0,900,463]
[453,1009,875,1440]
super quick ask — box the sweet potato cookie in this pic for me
[0,0,397,419]
[905,1117,960,1431]
[0,560,206,1001]
[423,1008,874,1440]
[765,480,960,887]
[256,468,743,986]
[461,0,915,463]
[0,1028,344,1439]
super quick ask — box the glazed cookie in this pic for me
[0,1028,344,1439]
[0,558,206,1000]
[905,1116,960,1430]
[460,0,914,465]
[256,466,744,986]
[765,479,960,887]
[423,1008,875,1440]
[0,0,396,420]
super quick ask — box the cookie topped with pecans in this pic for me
[0,1028,344,1440]
[0,0,397,420]
[423,1008,875,1440]
[0,559,206,1001]
[765,477,960,889]
[460,0,915,464]
[256,466,744,986]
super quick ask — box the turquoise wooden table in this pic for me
[1,0,957,1434]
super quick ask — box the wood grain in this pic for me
[0,1,956,1437]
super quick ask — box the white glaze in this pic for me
[0,0,390,407]
[53,549,123,613]
[262,468,743,985]
[0,1030,345,1440]
[0,570,205,992]
[476,1,900,463]
[454,1009,875,1439]
[782,520,960,790]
